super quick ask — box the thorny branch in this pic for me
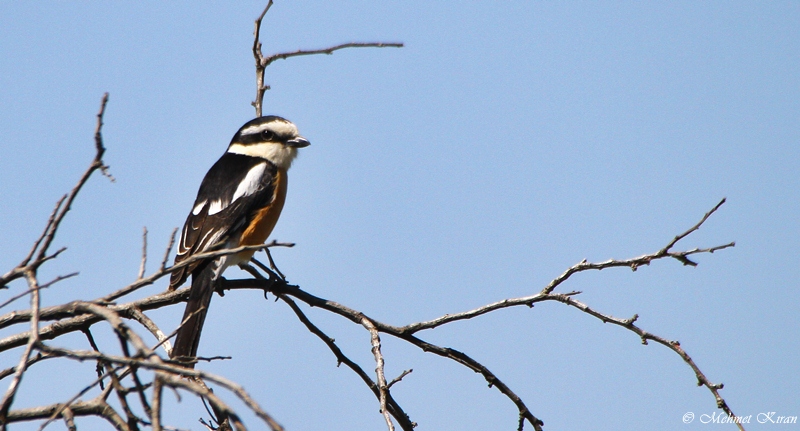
[0,4,744,431]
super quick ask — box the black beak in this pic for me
[286,136,310,148]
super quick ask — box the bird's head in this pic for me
[227,116,310,169]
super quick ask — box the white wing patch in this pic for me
[192,200,207,215]
[232,162,267,201]
[207,199,226,216]
[206,162,266,216]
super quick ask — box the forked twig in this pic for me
[250,1,403,116]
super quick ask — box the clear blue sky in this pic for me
[1,2,797,430]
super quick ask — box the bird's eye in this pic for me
[260,130,275,141]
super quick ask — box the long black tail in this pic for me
[171,263,216,368]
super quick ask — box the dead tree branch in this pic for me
[250,0,403,116]
[0,192,737,430]
[220,199,736,431]
[0,4,742,431]
[0,93,112,289]
[363,318,395,431]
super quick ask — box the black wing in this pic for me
[169,153,278,288]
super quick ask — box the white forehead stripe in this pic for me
[239,119,299,137]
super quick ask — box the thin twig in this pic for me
[552,293,744,430]
[542,199,732,294]
[128,307,172,356]
[82,327,107,389]
[138,227,148,279]
[263,248,285,280]
[0,353,53,381]
[262,42,405,68]
[387,369,412,389]
[36,94,113,263]
[160,228,177,272]
[660,198,727,254]
[0,272,77,311]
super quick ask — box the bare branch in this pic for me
[362,318,394,431]
[0,288,189,352]
[32,344,283,431]
[251,0,274,117]
[0,272,77,311]
[33,314,203,431]
[20,197,66,269]
[228,279,544,430]
[36,93,113,263]
[0,270,42,422]
[151,376,163,431]
[128,307,171,356]
[276,293,415,430]
[387,369,413,389]
[660,197,727,254]
[61,406,76,431]
[0,353,54,381]
[159,373,248,431]
[138,227,148,280]
[6,398,129,431]
[99,240,288,303]
[250,1,403,116]
[1,197,65,288]
[552,294,745,430]
[0,93,111,291]
[0,138,737,431]
[227,195,736,431]
[159,228,177,272]
[542,199,732,294]
[391,199,733,335]
[263,42,404,68]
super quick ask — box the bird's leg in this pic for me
[249,257,284,283]
[239,260,280,300]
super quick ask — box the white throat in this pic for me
[227,142,298,169]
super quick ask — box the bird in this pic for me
[168,115,310,367]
